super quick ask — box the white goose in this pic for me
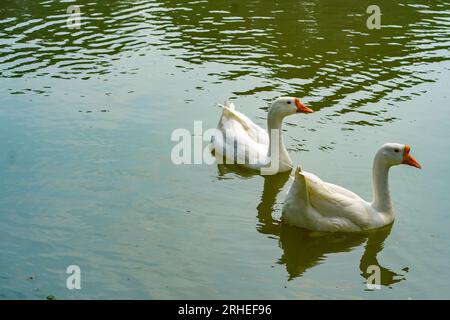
[282,143,421,232]
[211,97,313,174]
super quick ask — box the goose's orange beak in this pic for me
[295,98,313,113]
[402,145,421,169]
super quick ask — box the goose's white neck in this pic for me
[267,113,292,170]
[371,153,393,214]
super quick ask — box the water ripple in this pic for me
[0,0,449,120]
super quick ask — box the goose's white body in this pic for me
[212,101,272,171]
[211,98,313,174]
[282,169,393,232]
[282,143,421,232]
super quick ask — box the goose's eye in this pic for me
[394,148,399,153]
[287,101,291,105]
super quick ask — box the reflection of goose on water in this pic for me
[278,224,407,286]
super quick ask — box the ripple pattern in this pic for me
[0,0,449,120]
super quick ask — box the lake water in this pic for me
[1,0,450,299]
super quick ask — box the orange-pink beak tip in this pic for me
[295,98,314,114]
[303,106,314,113]
[402,146,422,169]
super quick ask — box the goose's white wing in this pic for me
[212,106,269,168]
[302,171,371,228]
[302,172,362,200]
[219,106,269,145]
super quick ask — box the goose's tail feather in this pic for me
[218,98,235,111]
[294,165,310,204]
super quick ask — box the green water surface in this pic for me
[1,0,450,299]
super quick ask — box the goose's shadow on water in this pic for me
[216,163,261,179]
[217,165,407,287]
